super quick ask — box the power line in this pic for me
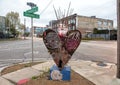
[40,0,53,15]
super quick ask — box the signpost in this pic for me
[23,3,40,64]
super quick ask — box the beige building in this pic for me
[77,15,113,36]
[50,14,113,37]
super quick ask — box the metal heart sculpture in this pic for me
[43,29,81,70]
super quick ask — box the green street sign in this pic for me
[23,6,40,19]
[24,12,40,19]
[26,7,38,14]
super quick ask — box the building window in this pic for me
[103,22,107,26]
[71,19,75,24]
[68,27,71,30]
[69,19,75,24]
[73,26,75,30]
[71,19,73,23]
[97,21,102,25]
[108,22,112,26]
[68,20,71,24]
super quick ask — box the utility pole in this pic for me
[117,0,120,78]
[8,17,11,38]
[109,28,111,40]
[24,18,26,39]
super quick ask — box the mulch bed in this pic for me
[23,70,95,85]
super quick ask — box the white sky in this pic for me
[0,0,117,27]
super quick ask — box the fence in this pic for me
[88,34,110,40]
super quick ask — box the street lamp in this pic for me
[27,2,37,64]
[108,28,111,40]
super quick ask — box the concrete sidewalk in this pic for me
[69,60,117,85]
[1,61,54,85]
[0,60,119,85]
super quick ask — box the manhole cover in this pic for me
[96,62,107,67]
[91,61,112,68]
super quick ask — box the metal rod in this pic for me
[53,5,58,20]
[66,2,71,17]
[31,18,34,63]
[63,9,66,18]
[117,0,120,78]
[9,19,10,38]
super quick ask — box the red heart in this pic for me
[43,29,81,70]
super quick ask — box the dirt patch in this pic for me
[1,62,43,75]
[23,70,95,85]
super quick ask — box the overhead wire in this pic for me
[34,0,54,25]
[40,0,54,15]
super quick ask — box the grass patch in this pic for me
[32,76,39,80]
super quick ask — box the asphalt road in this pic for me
[73,41,117,63]
[0,38,117,67]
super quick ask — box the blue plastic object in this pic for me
[50,65,71,81]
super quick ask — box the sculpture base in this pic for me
[50,65,71,81]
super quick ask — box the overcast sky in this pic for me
[0,0,117,27]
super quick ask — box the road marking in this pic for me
[24,51,39,57]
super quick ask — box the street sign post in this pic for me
[23,4,40,64]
